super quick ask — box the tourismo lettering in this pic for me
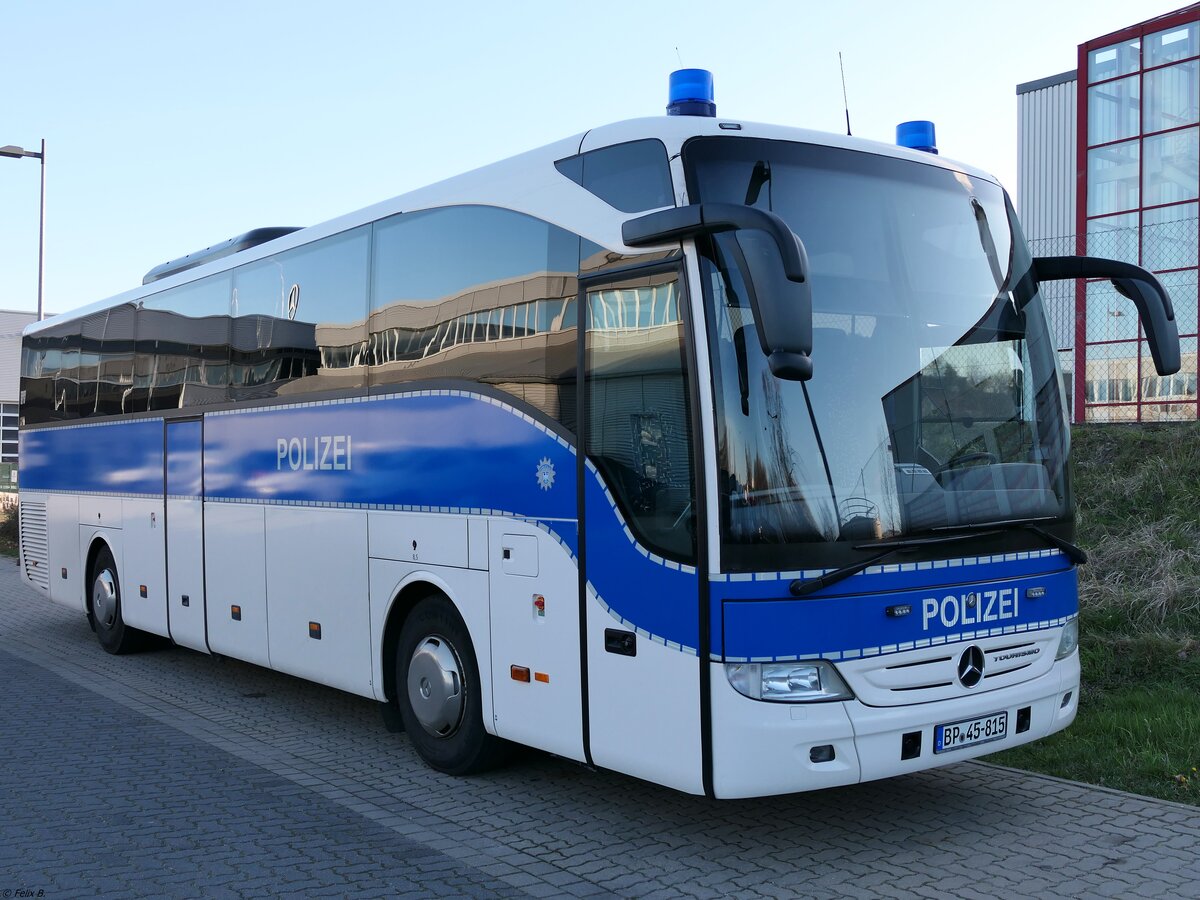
[276,435,353,471]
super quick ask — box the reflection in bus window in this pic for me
[586,276,695,562]
[369,206,580,430]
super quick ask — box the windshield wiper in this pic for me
[935,517,1088,565]
[789,530,1002,597]
[1005,522,1087,565]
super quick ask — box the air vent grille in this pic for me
[19,501,49,590]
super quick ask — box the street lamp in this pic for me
[0,140,46,320]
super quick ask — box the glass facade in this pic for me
[1,402,16,463]
[1081,11,1200,422]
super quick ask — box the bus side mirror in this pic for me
[1033,256,1181,376]
[731,228,812,380]
[623,203,814,380]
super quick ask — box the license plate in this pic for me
[934,711,1008,753]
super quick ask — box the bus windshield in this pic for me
[685,137,1070,572]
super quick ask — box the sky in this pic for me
[0,0,1180,316]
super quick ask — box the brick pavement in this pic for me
[0,645,525,899]
[2,556,1198,898]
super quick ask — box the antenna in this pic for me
[675,46,683,67]
[839,51,852,136]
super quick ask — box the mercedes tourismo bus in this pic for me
[18,71,1180,798]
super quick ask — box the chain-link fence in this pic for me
[1027,234,1079,354]
[1029,220,1199,422]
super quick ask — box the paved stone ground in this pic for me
[2,556,1199,898]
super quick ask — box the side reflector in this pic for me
[534,672,550,684]
[61,568,68,580]
[511,665,530,683]
[139,585,148,598]
[309,621,322,640]
[231,605,242,621]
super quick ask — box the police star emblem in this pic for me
[536,457,556,491]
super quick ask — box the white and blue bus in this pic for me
[18,72,1179,798]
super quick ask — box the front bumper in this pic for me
[710,650,1079,799]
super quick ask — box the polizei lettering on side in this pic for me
[276,435,353,471]
[920,588,1019,631]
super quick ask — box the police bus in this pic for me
[17,71,1179,798]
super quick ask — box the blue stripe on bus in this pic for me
[20,418,165,495]
[717,566,1077,662]
[584,466,700,652]
[203,393,578,541]
[20,392,580,544]
[166,420,202,497]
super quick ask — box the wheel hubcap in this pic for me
[92,569,117,630]
[407,635,463,737]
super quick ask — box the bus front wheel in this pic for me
[88,546,143,655]
[395,596,508,775]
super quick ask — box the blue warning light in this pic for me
[667,69,716,117]
[896,120,938,155]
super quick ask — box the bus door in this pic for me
[165,417,208,653]
[581,268,707,793]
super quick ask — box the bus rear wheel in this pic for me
[88,546,144,655]
[395,596,508,775]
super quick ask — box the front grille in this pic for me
[839,632,1060,706]
[883,653,954,691]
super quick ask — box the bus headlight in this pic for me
[1056,618,1079,660]
[725,660,854,702]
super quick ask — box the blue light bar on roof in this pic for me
[896,120,938,154]
[668,69,716,117]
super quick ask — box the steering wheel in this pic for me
[937,451,998,475]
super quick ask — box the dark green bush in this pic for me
[0,503,19,546]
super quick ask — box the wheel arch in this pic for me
[381,572,464,708]
[83,534,118,617]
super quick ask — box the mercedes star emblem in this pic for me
[958,645,985,688]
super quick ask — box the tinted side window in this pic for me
[19,339,53,425]
[370,206,580,431]
[556,140,674,213]
[134,274,232,412]
[21,311,95,424]
[94,303,137,417]
[23,279,232,424]
[586,272,696,562]
[233,226,370,398]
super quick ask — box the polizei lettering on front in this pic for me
[921,588,1018,631]
[276,435,353,471]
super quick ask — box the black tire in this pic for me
[88,546,144,655]
[395,596,508,775]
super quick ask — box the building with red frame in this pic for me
[1019,4,1200,423]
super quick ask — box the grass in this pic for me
[989,423,1200,805]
